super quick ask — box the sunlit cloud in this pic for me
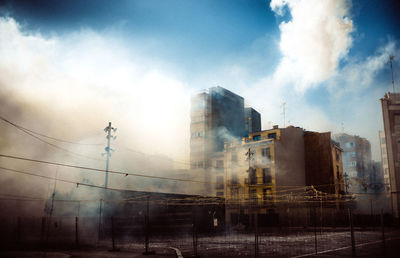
[270,0,353,91]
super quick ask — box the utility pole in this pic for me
[245,148,254,172]
[388,55,395,93]
[99,122,116,242]
[245,148,255,227]
[103,122,117,188]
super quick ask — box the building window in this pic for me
[231,188,238,199]
[253,135,261,141]
[268,133,276,139]
[216,160,224,169]
[335,150,340,161]
[261,148,271,159]
[191,161,204,169]
[216,176,224,189]
[381,137,386,144]
[249,189,257,201]
[231,153,237,162]
[249,168,257,185]
[231,172,238,184]
[263,188,273,201]
[336,165,340,180]
[346,142,355,148]
[349,161,357,167]
[262,168,272,184]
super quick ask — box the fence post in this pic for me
[97,199,103,244]
[41,217,46,245]
[143,196,155,255]
[192,205,198,257]
[381,209,386,257]
[16,217,21,245]
[75,216,79,247]
[348,208,356,258]
[255,207,259,258]
[313,208,317,254]
[109,216,119,252]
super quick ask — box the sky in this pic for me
[0,0,400,169]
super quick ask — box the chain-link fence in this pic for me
[1,197,399,257]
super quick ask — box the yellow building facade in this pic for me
[213,126,308,226]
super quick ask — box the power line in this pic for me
[0,115,103,146]
[0,153,352,197]
[0,165,137,193]
[0,153,214,185]
[0,115,194,166]
[0,116,103,161]
[0,164,356,206]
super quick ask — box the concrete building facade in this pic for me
[379,130,390,193]
[381,92,400,219]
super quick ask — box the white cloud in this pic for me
[270,0,354,91]
[328,41,398,96]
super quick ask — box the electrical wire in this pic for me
[0,115,103,146]
[0,154,214,185]
[0,116,103,161]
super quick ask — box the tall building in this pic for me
[304,132,345,197]
[190,86,260,193]
[379,131,390,193]
[332,133,371,195]
[381,92,400,219]
[245,107,261,136]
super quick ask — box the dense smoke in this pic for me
[0,17,197,218]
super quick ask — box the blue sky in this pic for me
[0,0,399,162]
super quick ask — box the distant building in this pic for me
[304,132,345,198]
[245,107,261,136]
[381,92,400,219]
[379,131,390,193]
[332,133,372,194]
[190,86,260,194]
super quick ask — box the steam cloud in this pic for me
[0,17,198,213]
[270,0,354,91]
